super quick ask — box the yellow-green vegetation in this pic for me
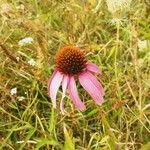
[0,0,150,150]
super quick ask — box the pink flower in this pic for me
[48,46,104,114]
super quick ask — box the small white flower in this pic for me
[27,59,36,66]
[18,96,25,101]
[16,57,20,61]
[138,39,148,50]
[10,87,17,95]
[18,37,33,46]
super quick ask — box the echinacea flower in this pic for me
[48,46,104,114]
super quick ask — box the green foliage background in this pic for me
[0,0,150,149]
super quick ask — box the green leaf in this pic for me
[140,142,150,150]
[63,124,75,150]
[35,138,59,150]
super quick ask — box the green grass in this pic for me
[0,0,150,150]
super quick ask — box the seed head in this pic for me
[55,46,87,75]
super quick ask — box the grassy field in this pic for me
[0,0,150,150]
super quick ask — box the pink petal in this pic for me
[86,71,104,96]
[48,69,57,97]
[60,75,69,114]
[79,71,104,105]
[68,76,86,111]
[48,70,63,108]
[86,63,102,74]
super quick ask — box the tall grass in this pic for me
[0,0,150,149]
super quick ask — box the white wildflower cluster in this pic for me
[18,37,36,66]
[106,0,132,25]
[27,59,36,66]
[10,87,25,101]
[106,0,132,14]
[18,37,33,46]
[10,87,17,95]
[137,39,148,51]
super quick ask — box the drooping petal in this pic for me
[68,76,86,111]
[79,71,104,105]
[48,69,57,97]
[86,71,104,96]
[60,75,69,114]
[86,63,102,74]
[48,70,63,108]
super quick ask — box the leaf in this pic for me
[106,46,116,61]
[63,124,75,150]
[35,138,59,150]
[140,142,150,150]
[86,108,98,118]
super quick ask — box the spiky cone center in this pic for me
[55,46,87,75]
